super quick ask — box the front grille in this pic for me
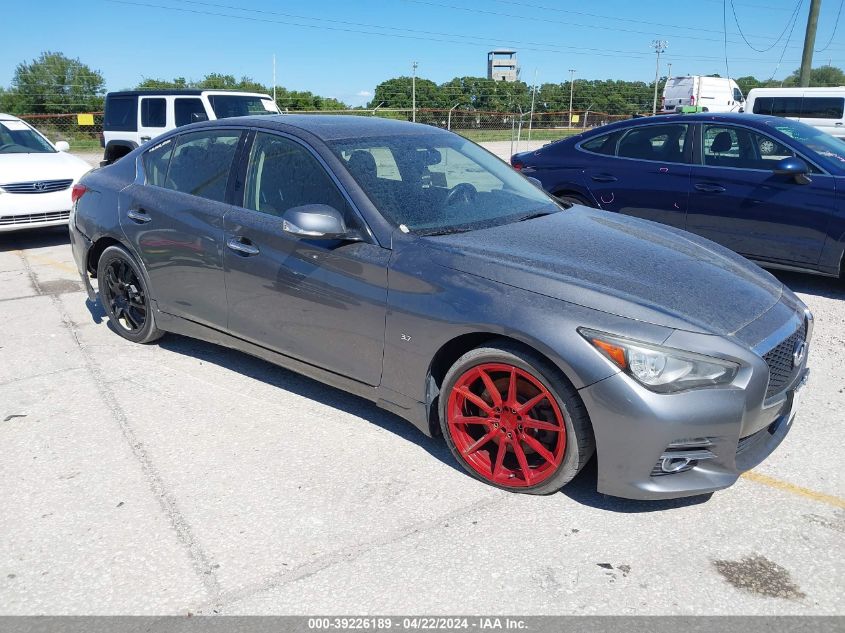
[762,322,807,399]
[0,210,70,226]
[0,179,73,194]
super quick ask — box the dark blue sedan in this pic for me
[512,113,845,277]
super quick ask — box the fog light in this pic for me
[652,441,717,477]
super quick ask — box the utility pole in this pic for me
[272,54,276,105]
[527,68,538,142]
[568,69,576,128]
[799,0,822,87]
[651,40,668,115]
[412,61,418,123]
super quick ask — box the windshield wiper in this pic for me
[514,209,558,223]
[417,226,477,237]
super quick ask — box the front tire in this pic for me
[439,343,595,495]
[96,245,163,344]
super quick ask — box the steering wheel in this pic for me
[444,183,478,207]
[0,143,17,152]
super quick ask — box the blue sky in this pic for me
[2,0,843,106]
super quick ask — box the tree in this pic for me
[782,65,845,87]
[10,51,105,114]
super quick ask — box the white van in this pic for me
[102,90,281,164]
[661,76,744,113]
[746,87,845,139]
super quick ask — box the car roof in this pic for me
[106,89,271,97]
[196,114,450,141]
[582,112,784,136]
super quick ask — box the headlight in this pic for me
[579,328,739,393]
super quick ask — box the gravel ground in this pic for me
[0,151,840,616]
[0,224,842,616]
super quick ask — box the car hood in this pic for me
[0,151,91,185]
[421,207,783,335]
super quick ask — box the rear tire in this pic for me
[97,245,163,344]
[439,342,595,495]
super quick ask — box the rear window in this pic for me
[579,133,616,156]
[143,137,175,187]
[104,96,137,132]
[164,130,241,203]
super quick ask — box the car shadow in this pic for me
[559,459,713,513]
[156,332,464,476]
[773,270,845,301]
[156,334,719,512]
[0,226,70,252]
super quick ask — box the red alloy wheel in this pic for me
[446,363,567,487]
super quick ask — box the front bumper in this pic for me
[0,189,75,233]
[579,367,808,500]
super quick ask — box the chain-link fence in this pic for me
[18,108,633,154]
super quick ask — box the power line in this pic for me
[769,0,804,80]
[104,0,842,65]
[816,0,845,51]
[730,0,804,52]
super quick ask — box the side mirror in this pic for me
[282,204,352,240]
[55,141,70,152]
[773,156,811,185]
[525,176,544,189]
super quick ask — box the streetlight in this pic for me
[412,61,418,123]
[651,40,668,115]
[568,69,576,128]
[372,101,385,116]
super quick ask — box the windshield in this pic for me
[207,95,278,118]
[764,118,845,173]
[328,132,559,234]
[0,120,55,154]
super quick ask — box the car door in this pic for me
[686,123,835,266]
[137,96,169,144]
[119,128,244,329]
[583,122,692,228]
[223,131,389,386]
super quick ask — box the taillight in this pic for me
[690,95,696,106]
[71,184,88,204]
[511,160,524,171]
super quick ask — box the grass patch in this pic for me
[454,128,581,143]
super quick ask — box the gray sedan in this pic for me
[68,116,812,500]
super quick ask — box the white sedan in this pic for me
[0,114,92,233]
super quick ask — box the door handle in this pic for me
[127,208,152,224]
[694,183,726,193]
[591,174,617,183]
[140,136,151,142]
[226,237,260,256]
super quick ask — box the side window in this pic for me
[141,98,167,128]
[143,137,175,187]
[617,124,688,163]
[174,98,208,127]
[800,97,845,119]
[733,88,743,102]
[244,132,349,218]
[580,133,615,156]
[703,125,797,170]
[165,130,241,202]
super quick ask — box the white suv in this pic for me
[101,90,280,164]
